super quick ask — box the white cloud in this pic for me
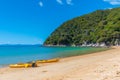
[56,0,63,5]
[104,0,120,5]
[38,0,74,7]
[39,1,43,7]
[66,0,73,5]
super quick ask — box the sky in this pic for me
[0,0,120,44]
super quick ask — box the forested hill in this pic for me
[44,7,120,46]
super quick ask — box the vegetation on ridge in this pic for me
[44,7,120,46]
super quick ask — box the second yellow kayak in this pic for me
[36,58,59,63]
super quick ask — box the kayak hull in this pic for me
[36,59,59,63]
[9,63,32,68]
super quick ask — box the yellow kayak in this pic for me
[9,63,32,68]
[36,58,59,63]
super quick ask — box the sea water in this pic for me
[0,45,108,67]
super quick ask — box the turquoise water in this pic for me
[0,45,108,67]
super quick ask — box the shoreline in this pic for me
[0,46,120,80]
[0,47,112,69]
[0,47,110,68]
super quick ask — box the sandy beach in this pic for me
[0,46,120,80]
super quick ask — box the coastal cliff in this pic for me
[44,7,120,46]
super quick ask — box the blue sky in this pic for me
[0,0,120,44]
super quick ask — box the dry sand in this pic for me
[0,46,120,80]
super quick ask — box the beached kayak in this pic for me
[36,58,59,63]
[9,59,59,68]
[9,63,32,68]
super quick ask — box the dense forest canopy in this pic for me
[44,7,120,46]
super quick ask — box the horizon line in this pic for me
[0,44,42,45]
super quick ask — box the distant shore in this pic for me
[0,46,120,80]
[43,43,115,47]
